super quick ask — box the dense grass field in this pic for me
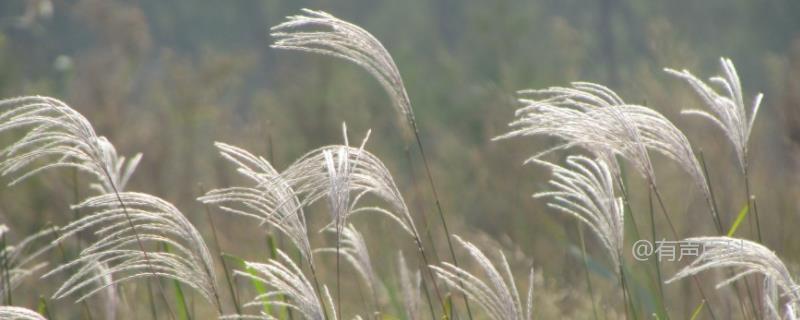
[1,1,800,319]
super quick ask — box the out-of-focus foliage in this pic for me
[0,0,799,318]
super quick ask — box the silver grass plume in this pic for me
[665,58,762,172]
[232,250,336,320]
[199,142,311,261]
[0,96,150,316]
[666,237,800,317]
[271,9,414,127]
[279,124,418,237]
[431,235,534,320]
[0,306,47,320]
[494,82,712,209]
[317,224,385,307]
[397,251,422,320]
[533,156,624,272]
[0,225,55,298]
[0,96,141,190]
[43,192,220,309]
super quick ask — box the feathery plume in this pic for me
[0,96,141,189]
[234,250,335,320]
[666,237,800,314]
[43,192,220,308]
[317,224,385,305]
[271,9,414,126]
[397,251,422,320]
[0,225,55,298]
[0,306,47,320]
[534,156,624,271]
[495,82,712,209]
[199,142,311,261]
[431,235,533,320]
[278,125,417,237]
[665,58,762,171]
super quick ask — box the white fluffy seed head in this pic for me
[397,251,422,320]
[431,235,533,320]
[495,82,713,212]
[0,225,56,298]
[199,142,312,261]
[271,9,416,129]
[667,237,800,313]
[278,124,417,237]
[665,57,762,171]
[317,224,385,308]
[235,250,332,320]
[0,96,141,191]
[44,192,219,308]
[533,155,624,272]
[0,306,47,320]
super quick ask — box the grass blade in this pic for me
[727,204,750,237]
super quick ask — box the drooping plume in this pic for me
[665,58,762,171]
[534,156,624,272]
[0,225,56,298]
[0,96,141,190]
[666,237,800,317]
[0,306,47,320]
[318,224,385,307]
[233,250,335,320]
[199,142,311,261]
[44,192,220,308]
[495,82,712,210]
[271,9,415,127]
[431,235,534,320]
[278,124,418,237]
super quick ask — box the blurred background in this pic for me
[1,0,800,318]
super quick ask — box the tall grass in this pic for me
[0,10,792,320]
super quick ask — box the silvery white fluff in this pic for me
[431,235,534,320]
[665,58,762,172]
[666,237,800,319]
[43,192,220,308]
[317,224,385,306]
[271,9,415,127]
[397,251,422,320]
[198,142,311,261]
[278,124,418,238]
[232,250,336,320]
[0,225,55,298]
[0,96,141,191]
[0,306,47,320]
[533,156,624,272]
[494,82,713,210]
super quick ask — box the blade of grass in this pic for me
[727,204,750,237]
[37,296,53,320]
[689,300,705,320]
[162,243,192,320]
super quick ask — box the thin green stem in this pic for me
[647,190,667,319]
[411,126,472,320]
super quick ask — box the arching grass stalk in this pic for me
[271,11,474,318]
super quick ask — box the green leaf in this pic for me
[37,296,52,320]
[727,204,750,237]
[163,243,192,320]
[223,253,271,315]
[690,300,705,320]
